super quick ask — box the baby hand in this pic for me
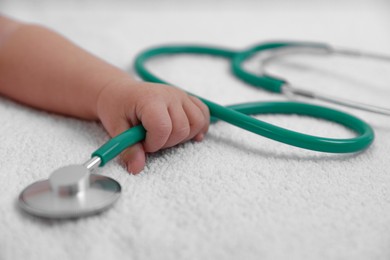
[96,79,210,174]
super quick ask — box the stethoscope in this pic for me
[18,41,390,219]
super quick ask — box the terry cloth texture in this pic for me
[1,1,390,259]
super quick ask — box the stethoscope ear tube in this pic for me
[234,42,390,116]
[132,44,374,155]
[231,42,331,93]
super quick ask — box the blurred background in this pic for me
[2,0,388,116]
[1,0,389,67]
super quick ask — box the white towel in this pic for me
[1,1,390,259]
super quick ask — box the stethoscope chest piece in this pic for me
[18,164,121,219]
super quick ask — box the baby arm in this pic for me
[0,16,210,173]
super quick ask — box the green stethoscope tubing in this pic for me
[231,42,329,93]
[92,43,374,166]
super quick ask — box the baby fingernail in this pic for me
[196,133,204,141]
[127,164,134,174]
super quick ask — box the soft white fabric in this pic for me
[1,1,390,259]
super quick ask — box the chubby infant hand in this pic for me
[96,79,210,174]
